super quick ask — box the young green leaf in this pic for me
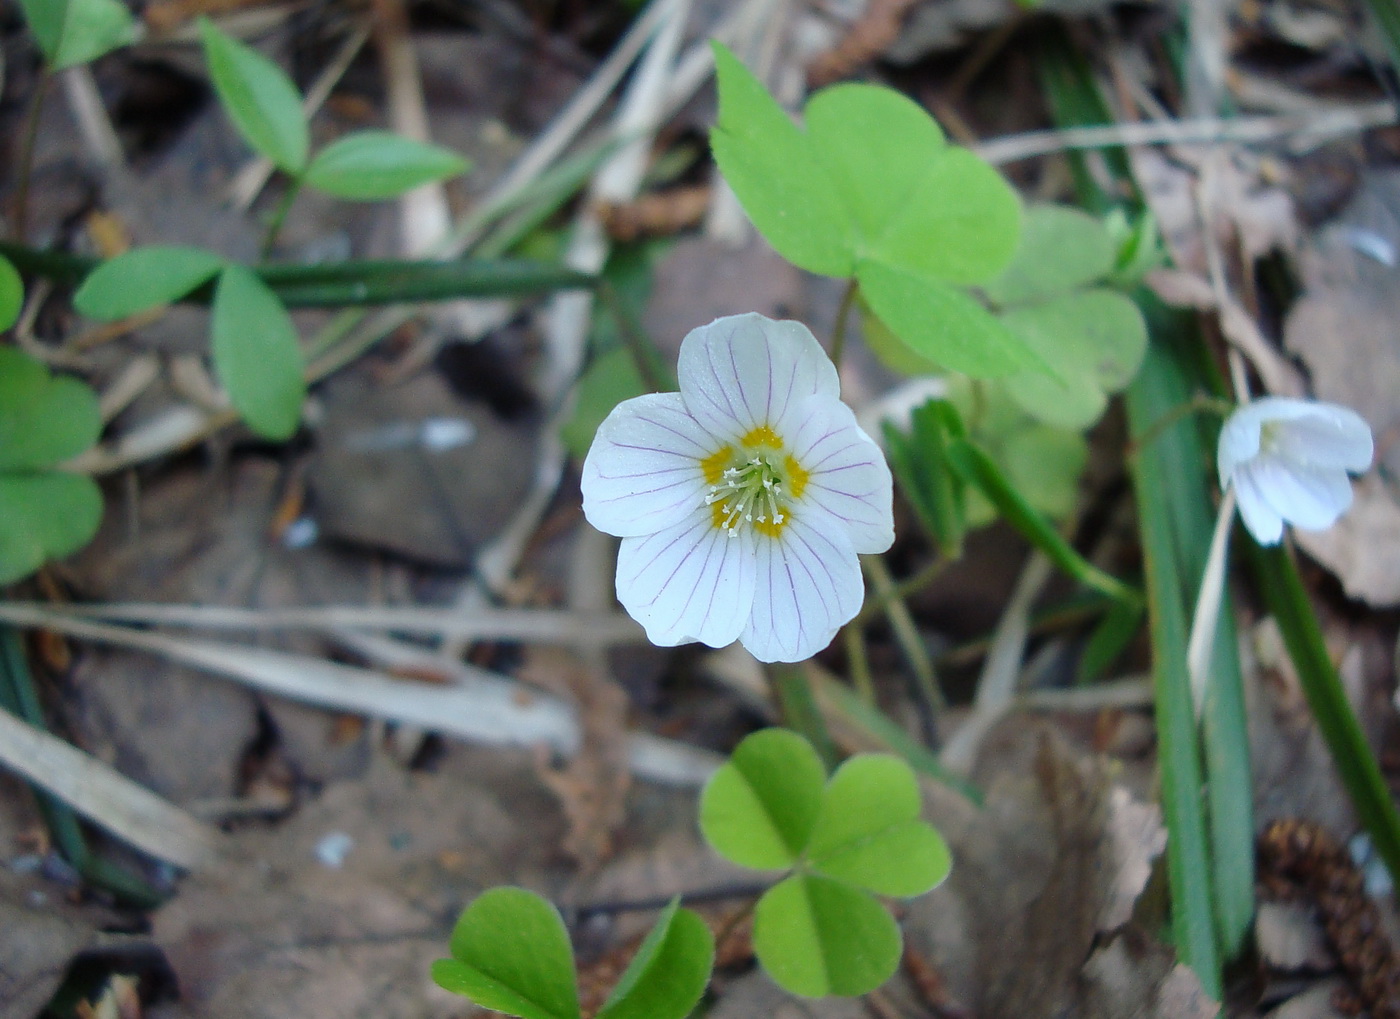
[868,147,1021,285]
[802,84,946,245]
[304,131,470,200]
[210,266,306,440]
[0,255,23,333]
[0,473,103,584]
[856,260,1038,378]
[0,348,101,472]
[1000,423,1089,521]
[74,246,225,320]
[1000,289,1148,429]
[804,755,951,897]
[432,887,581,1019]
[710,44,855,277]
[199,17,309,173]
[595,901,714,1019]
[699,728,827,869]
[18,0,136,70]
[752,873,901,998]
[982,204,1115,307]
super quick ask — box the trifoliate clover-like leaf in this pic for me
[699,727,826,869]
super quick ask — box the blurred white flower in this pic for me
[581,313,893,663]
[1217,397,1373,545]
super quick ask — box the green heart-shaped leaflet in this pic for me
[199,17,309,173]
[752,873,901,998]
[699,727,826,870]
[982,204,1115,307]
[0,348,101,472]
[0,474,102,585]
[431,887,580,1019]
[805,755,951,897]
[595,899,714,1019]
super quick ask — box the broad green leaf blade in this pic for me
[806,755,951,897]
[0,348,101,471]
[560,347,649,459]
[596,902,714,1019]
[434,887,581,1019]
[699,728,826,869]
[804,84,945,246]
[1000,289,1148,429]
[0,473,103,584]
[19,0,136,69]
[210,266,305,440]
[857,259,1038,378]
[710,43,855,277]
[73,246,225,320]
[870,147,1021,285]
[752,874,901,998]
[982,204,1115,306]
[199,17,309,172]
[0,256,23,333]
[304,131,470,200]
[945,436,1139,605]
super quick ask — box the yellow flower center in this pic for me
[700,426,809,539]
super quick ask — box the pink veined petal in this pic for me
[614,505,756,649]
[739,516,863,663]
[1232,462,1285,545]
[1246,455,1354,531]
[677,313,839,442]
[785,395,894,554]
[582,392,716,538]
[1275,406,1374,472]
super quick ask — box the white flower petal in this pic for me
[787,395,894,554]
[615,505,756,649]
[739,517,863,663]
[677,313,839,441]
[1233,462,1285,545]
[1274,405,1374,472]
[1244,455,1354,531]
[1217,405,1264,490]
[581,392,714,538]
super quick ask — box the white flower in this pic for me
[581,313,894,663]
[1217,396,1373,546]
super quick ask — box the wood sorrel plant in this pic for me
[433,729,950,1008]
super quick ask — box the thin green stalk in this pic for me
[829,278,858,368]
[1249,541,1400,882]
[843,624,875,704]
[862,556,945,732]
[853,556,945,626]
[260,177,304,258]
[598,279,674,393]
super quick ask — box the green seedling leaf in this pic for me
[74,246,225,320]
[869,147,1021,285]
[857,259,1038,378]
[0,348,101,472]
[199,17,309,173]
[710,44,854,277]
[806,755,951,897]
[882,399,965,557]
[19,0,136,69]
[0,473,103,584]
[561,347,650,460]
[1000,423,1088,521]
[982,204,1115,306]
[596,900,714,1019]
[304,131,470,200]
[432,887,581,1019]
[699,728,826,869]
[803,84,945,245]
[752,873,901,998]
[1000,289,1148,428]
[0,255,22,333]
[210,266,305,440]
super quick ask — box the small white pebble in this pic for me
[282,516,319,549]
[315,831,355,868]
